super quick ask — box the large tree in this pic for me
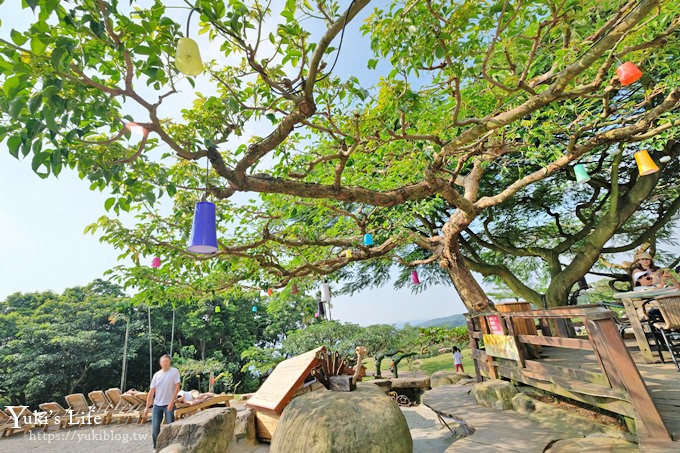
[1,0,679,312]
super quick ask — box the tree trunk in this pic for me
[442,210,495,313]
[170,307,175,357]
[120,319,130,390]
[545,151,664,306]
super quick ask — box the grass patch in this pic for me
[362,350,474,377]
[414,350,474,375]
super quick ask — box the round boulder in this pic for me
[430,370,471,388]
[271,383,412,453]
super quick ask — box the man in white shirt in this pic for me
[144,354,181,449]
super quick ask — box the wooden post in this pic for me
[505,316,526,368]
[466,316,483,382]
[479,316,498,379]
[586,315,671,442]
[621,297,655,364]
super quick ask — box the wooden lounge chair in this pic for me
[110,394,144,424]
[105,388,125,411]
[65,393,101,427]
[2,406,35,436]
[38,402,71,431]
[131,393,153,424]
[652,295,680,371]
[0,409,16,437]
[88,391,113,424]
[174,394,233,420]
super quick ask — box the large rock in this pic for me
[157,407,236,453]
[513,390,631,440]
[270,383,412,453]
[390,375,430,389]
[511,393,536,414]
[546,437,638,453]
[228,408,257,452]
[430,370,472,388]
[471,380,517,411]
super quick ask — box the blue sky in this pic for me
[0,0,469,325]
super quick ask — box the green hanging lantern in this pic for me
[574,164,591,185]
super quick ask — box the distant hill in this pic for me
[416,314,467,328]
[394,313,467,329]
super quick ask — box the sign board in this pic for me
[483,334,520,361]
[247,346,325,415]
[486,315,504,334]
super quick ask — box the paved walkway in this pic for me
[408,384,563,452]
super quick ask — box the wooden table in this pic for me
[613,288,680,364]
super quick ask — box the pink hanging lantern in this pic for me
[411,270,421,285]
[151,257,161,268]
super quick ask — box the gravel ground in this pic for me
[0,423,155,452]
[0,422,271,453]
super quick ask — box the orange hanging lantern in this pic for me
[267,288,273,296]
[634,150,659,176]
[616,62,642,86]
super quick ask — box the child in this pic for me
[452,347,464,373]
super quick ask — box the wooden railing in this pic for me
[467,305,671,442]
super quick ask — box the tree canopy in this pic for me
[1,0,679,312]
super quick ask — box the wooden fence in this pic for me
[467,305,672,443]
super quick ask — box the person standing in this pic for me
[144,354,181,450]
[452,347,464,373]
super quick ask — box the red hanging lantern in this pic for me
[616,62,642,86]
[267,288,273,296]
[291,283,298,295]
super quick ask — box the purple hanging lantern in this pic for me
[187,201,218,254]
[411,270,421,285]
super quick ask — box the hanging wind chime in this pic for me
[175,8,203,77]
[616,61,642,86]
[573,164,591,185]
[187,157,218,254]
[321,283,331,302]
[634,150,659,176]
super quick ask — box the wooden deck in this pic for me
[537,343,680,442]
[468,307,680,451]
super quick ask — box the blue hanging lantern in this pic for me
[363,233,373,246]
[187,201,218,254]
[574,164,591,185]
[252,305,257,313]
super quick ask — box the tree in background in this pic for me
[1,1,679,312]
[0,280,316,406]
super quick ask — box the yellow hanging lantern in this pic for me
[175,37,203,76]
[634,150,659,176]
[345,250,352,259]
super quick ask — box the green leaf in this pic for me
[28,94,41,114]
[104,197,116,212]
[10,29,28,46]
[8,96,27,119]
[7,135,22,159]
[31,151,48,172]
[30,36,47,55]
